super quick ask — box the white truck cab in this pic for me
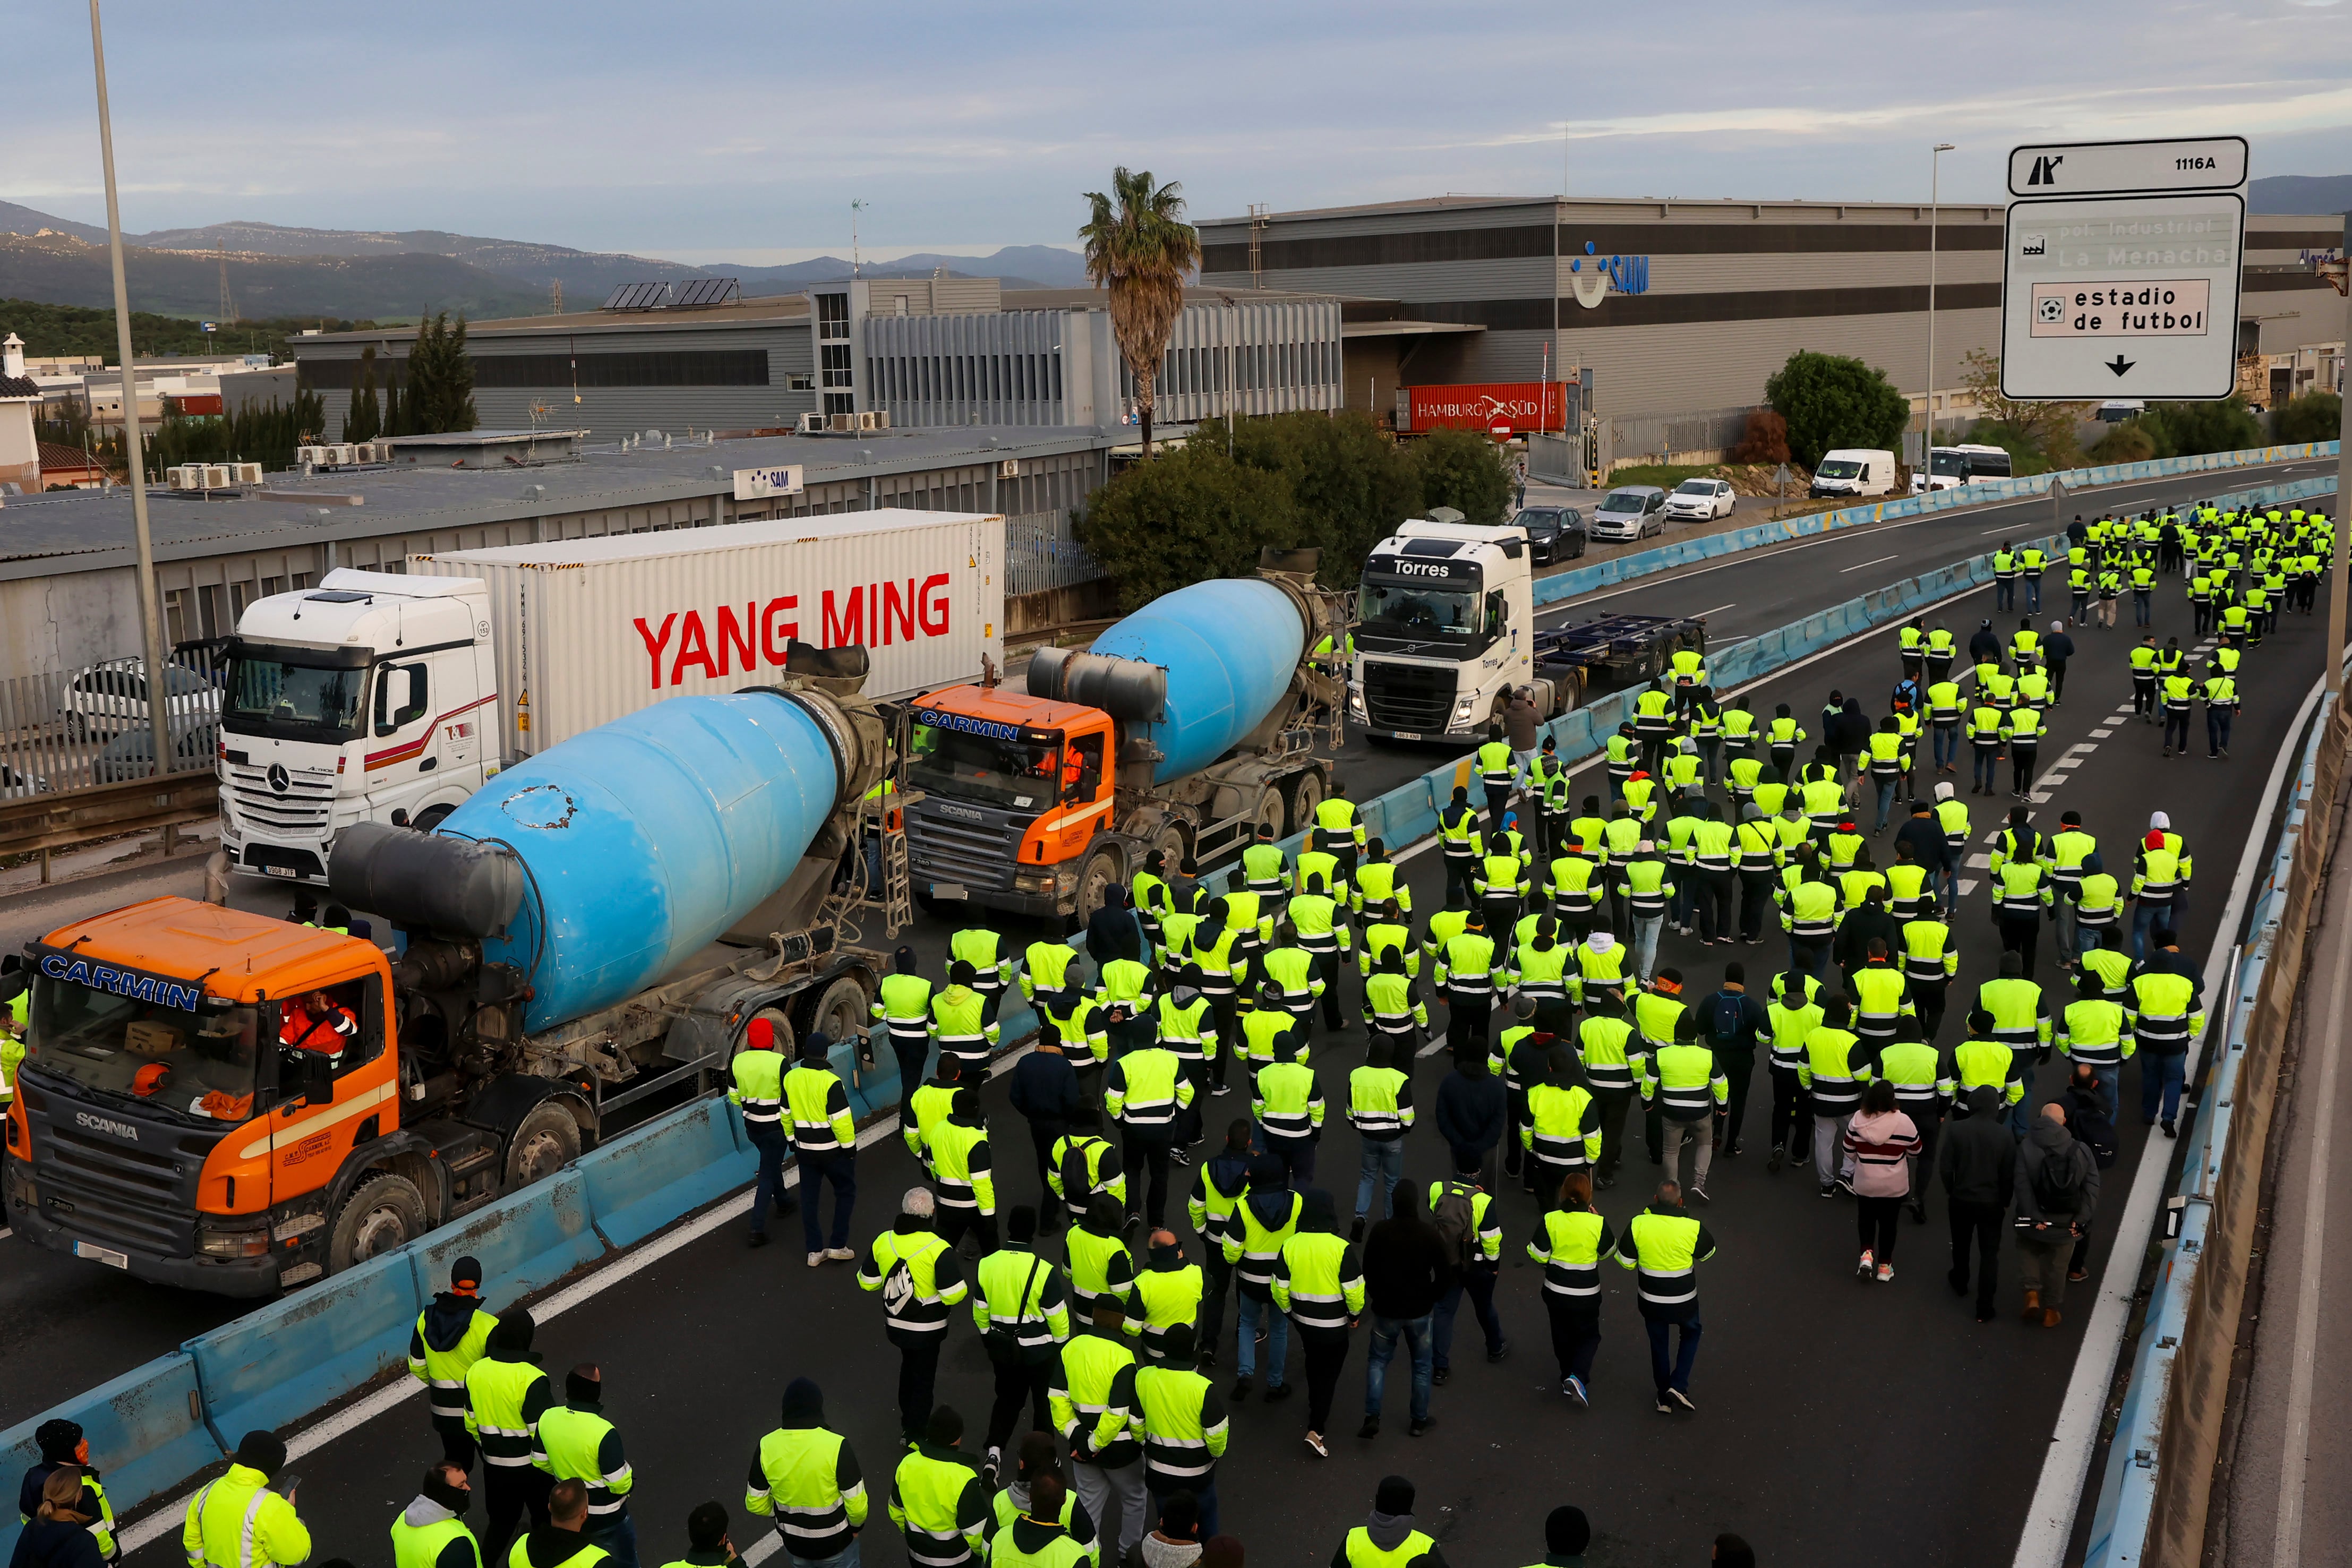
[218,568,500,882]
[1348,519,1571,742]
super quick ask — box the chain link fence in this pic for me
[1004,510,1106,597]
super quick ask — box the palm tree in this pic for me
[1079,168,1200,459]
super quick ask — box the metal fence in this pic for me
[0,651,221,802]
[1004,509,1106,597]
[1605,404,1757,466]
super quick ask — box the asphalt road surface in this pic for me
[95,487,2339,1568]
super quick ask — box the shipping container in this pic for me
[413,509,1003,757]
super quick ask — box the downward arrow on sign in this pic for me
[2106,355,2136,376]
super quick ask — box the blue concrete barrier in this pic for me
[187,1248,420,1450]
[413,1168,605,1307]
[0,1353,220,1564]
[579,1096,755,1252]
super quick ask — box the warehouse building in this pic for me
[295,277,1342,440]
[0,424,1115,679]
[1198,195,2347,427]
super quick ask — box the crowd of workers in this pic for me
[71,501,2323,1568]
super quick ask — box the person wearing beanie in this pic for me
[533,1364,636,1568]
[466,1312,553,1563]
[183,1431,309,1568]
[1537,1505,1590,1566]
[1938,1086,2018,1322]
[1133,1325,1229,1538]
[408,1257,499,1471]
[730,1017,797,1249]
[930,962,1001,1081]
[20,1421,118,1568]
[784,1031,860,1268]
[1228,1156,1303,1402]
[390,1464,480,1568]
[1329,1477,1448,1568]
[885,1406,988,1568]
[875,946,936,1109]
[744,1379,866,1567]
[972,1206,1072,1471]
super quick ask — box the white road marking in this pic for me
[1692,602,1737,619]
[1964,853,1991,869]
[1956,879,1979,895]
[1840,553,1902,573]
[2090,728,2115,738]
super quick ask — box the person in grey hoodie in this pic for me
[2015,1101,2099,1327]
[391,1464,481,1568]
[1328,1476,1449,1568]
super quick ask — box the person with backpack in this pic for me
[1703,965,1769,1157]
[1426,1151,1508,1384]
[2061,1061,2118,1284]
[2016,1102,2100,1327]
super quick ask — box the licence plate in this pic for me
[264,864,297,879]
[73,1240,129,1270]
[931,883,969,900]
[1395,733,1423,742]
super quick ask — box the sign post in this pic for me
[1999,136,2247,401]
[2332,212,2350,698]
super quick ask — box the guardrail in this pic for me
[2085,680,2352,1565]
[0,770,218,880]
[1,470,2331,1565]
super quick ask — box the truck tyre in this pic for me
[1251,785,1286,840]
[1073,842,1127,925]
[1284,773,1325,836]
[504,1102,582,1188]
[414,803,456,833]
[327,1172,427,1273]
[802,976,869,1055]
[1147,823,1187,875]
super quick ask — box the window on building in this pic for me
[787,373,814,392]
[820,343,853,391]
[816,292,850,341]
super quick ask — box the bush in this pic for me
[1727,408,1790,465]
[2275,390,2341,445]
[1763,351,1910,468]
[2088,422,2157,464]
[1411,425,1513,524]
[1074,445,1299,612]
[1215,411,1421,583]
[2138,398,2264,459]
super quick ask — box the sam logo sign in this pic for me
[1568,241,1650,308]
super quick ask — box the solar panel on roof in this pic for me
[600,281,673,311]
[672,277,741,308]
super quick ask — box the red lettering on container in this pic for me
[880,579,917,646]
[634,614,677,689]
[670,611,718,683]
[822,586,866,647]
[917,572,951,636]
[760,596,800,665]
[715,603,757,675]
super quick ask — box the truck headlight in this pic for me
[1451,697,1477,725]
[197,1218,271,1258]
[1348,687,1367,718]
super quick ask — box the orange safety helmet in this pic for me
[132,1061,172,1097]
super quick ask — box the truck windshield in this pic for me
[1816,460,1863,481]
[224,654,367,741]
[909,721,1062,811]
[1356,578,1482,638]
[25,975,264,1124]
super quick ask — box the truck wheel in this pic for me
[414,803,455,833]
[803,977,869,1055]
[504,1102,582,1189]
[327,1172,427,1273]
[1147,824,1187,875]
[1285,772,1324,833]
[1251,785,1285,840]
[1073,842,1127,925]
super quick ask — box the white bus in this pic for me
[1915,442,2014,492]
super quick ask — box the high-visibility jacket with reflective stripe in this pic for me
[1048,1331,1142,1467]
[1346,1065,1412,1140]
[1269,1231,1365,1329]
[785,1063,856,1151]
[1576,1015,1641,1091]
[1527,1207,1615,1297]
[184,1467,310,1568]
[1133,1366,1228,1483]
[875,972,936,1039]
[1641,1043,1726,1120]
[1797,1028,1870,1112]
[1876,1040,1951,1111]
[729,1048,785,1127]
[1105,1047,1193,1127]
[745,1425,867,1558]
[534,1403,635,1516]
[857,1226,968,1333]
[887,1447,987,1568]
[1617,1207,1714,1313]
[1954,1038,2024,1104]
[2126,971,2204,1050]
[464,1357,551,1467]
[929,1119,996,1213]
[408,1303,497,1420]
[1223,1190,1303,1290]
[2058,999,2133,1066]
[1524,1083,1601,1167]
[1978,978,2051,1048]
[971,1247,1071,1351]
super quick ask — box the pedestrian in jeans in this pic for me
[1349,1038,1413,1226]
[1939,1087,2019,1322]
[1359,1183,1448,1438]
[1527,1170,1612,1406]
[2015,1102,2100,1327]
[1427,1151,1508,1380]
[1842,1080,1920,1283]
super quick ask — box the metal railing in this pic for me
[1005,509,1106,596]
[0,652,220,802]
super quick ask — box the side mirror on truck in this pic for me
[280,1047,336,1108]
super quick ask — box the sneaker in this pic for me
[807,1251,826,1267]
[1486,1341,1511,1364]
[1728,1139,1744,1156]
[1432,1365,1450,1385]
[2161,1119,2177,1137]
[1210,1082,1231,1097]
[1835,1176,1854,1197]
[1877,1264,1894,1283]
[1197,1345,1217,1369]
[1767,1146,1785,1173]
[1819,1183,1836,1198]
[1264,1382,1294,1403]
[1170,1147,1193,1168]
[1656,1399,1674,1415]
[1688,1185,1710,1206]
[986,1446,1003,1487]
[1667,1387,1696,1412]
[1564,1375,1589,1407]
[1229,1376,1252,1402]
[1303,1431,1329,1458]
[748,1231,769,1248]
[1409,1416,1436,1437]
[1595,1173,1618,1190]
[826,1246,857,1262]
[1857,1248,1875,1280]
[1357,1416,1380,1439]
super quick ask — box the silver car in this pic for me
[1588,485,1668,542]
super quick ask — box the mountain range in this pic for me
[0,199,1091,321]
[2248,175,2352,218]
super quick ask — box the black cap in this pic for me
[234,1430,287,1478]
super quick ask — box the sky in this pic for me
[7,0,2350,260]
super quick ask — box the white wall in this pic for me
[0,567,143,675]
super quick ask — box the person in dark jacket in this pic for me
[1010,1033,1085,1223]
[12,1471,105,1568]
[1361,1183,1448,1438]
[1830,698,1872,784]
[16,1423,114,1566]
[1434,1051,1506,1190]
[1938,1086,2017,1322]
[2042,621,2076,704]
[1968,618,2002,665]
[1894,799,1953,907]
[408,1257,498,1471]
[1833,887,1901,988]
[1703,964,1770,1155]
[1088,889,1145,965]
[2016,1103,2100,1327]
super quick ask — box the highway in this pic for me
[82,478,2336,1568]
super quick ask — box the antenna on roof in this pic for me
[851,199,869,279]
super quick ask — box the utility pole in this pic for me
[1924,142,1954,474]
[850,199,868,279]
[89,0,173,782]
[2328,210,2350,699]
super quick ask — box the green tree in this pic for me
[1079,168,1200,460]
[406,312,477,434]
[381,370,407,439]
[344,345,381,443]
[2139,398,2263,458]
[2275,390,2341,445]
[1765,350,1912,468]
[2087,421,2157,464]
[1411,426,1512,524]
[1074,444,1297,610]
[1201,410,1420,586]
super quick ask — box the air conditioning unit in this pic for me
[798,412,826,434]
[853,410,882,432]
[232,462,264,485]
[202,465,232,490]
[871,410,891,430]
[325,444,355,465]
[827,413,854,433]
[998,459,1019,479]
[165,466,198,490]
[297,445,328,467]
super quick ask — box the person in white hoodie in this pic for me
[389,1464,482,1568]
[1139,1491,1203,1568]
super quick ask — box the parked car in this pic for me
[59,657,221,739]
[1663,477,1737,521]
[91,719,219,784]
[1512,505,1588,564]
[1588,486,1669,542]
[0,764,47,799]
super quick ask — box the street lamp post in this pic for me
[88,0,174,783]
[1925,142,1955,479]
[2329,211,2351,698]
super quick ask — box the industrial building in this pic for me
[0,424,1116,681]
[1198,195,2348,429]
[294,277,1344,441]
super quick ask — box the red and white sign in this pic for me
[1408,381,1567,434]
[412,510,1004,756]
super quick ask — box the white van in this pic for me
[1809,448,1898,499]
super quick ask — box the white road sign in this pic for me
[2000,136,2247,401]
